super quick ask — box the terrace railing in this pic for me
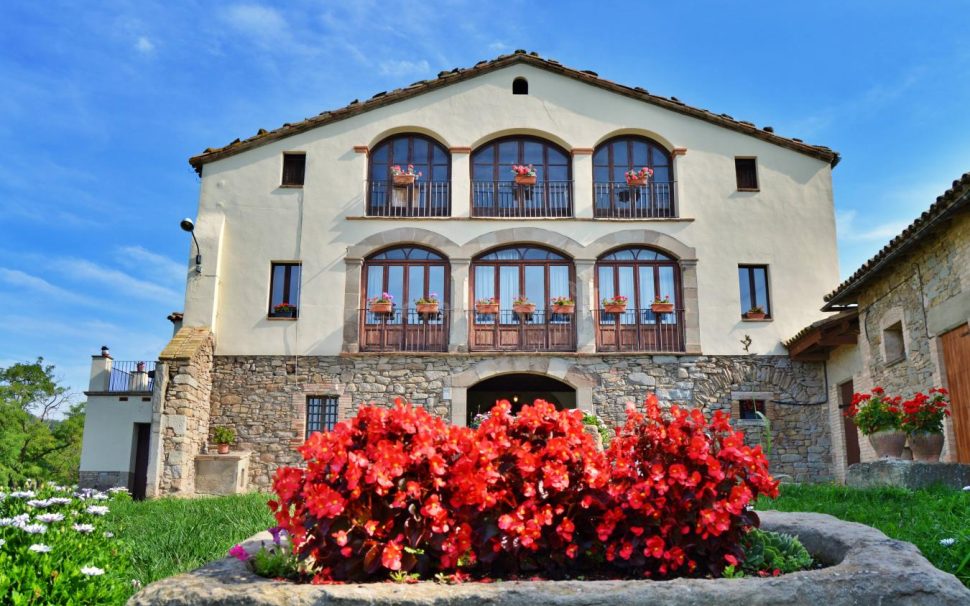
[594,308,686,352]
[367,180,451,217]
[469,309,576,352]
[471,180,572,217]
[359,308,449,352]
[107,361,156,393]
[593,181,676,218]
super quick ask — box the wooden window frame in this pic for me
[735,157,759,191]
[594,247,683,317]
[306,395,339,438]
[470,246,575,317]
[471,135,571,183]
[281,152,306,188]
[361,246,450,312]
[738,264,771,319]
[268,262,302,319]
[738,399,766,421]
[366,134,451,216]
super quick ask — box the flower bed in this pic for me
[0,483,135,604]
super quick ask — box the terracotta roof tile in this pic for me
[823,171,970,308]
[188,51,839,174]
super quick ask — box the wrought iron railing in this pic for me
[107,361,156,392]
[367,181,451,217]
[595,308,685,352]
[593,181,676,218]
[471,180,572,217]
[359,308,449,352]
[470,309,576,352]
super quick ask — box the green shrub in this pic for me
[740,528,813,575]
[581,411,614,446]
[212,426,236,445]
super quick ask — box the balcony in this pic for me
[367,180,450,217]
[359,308,449,352]
[107,361,156,393]
[593,181,676,218]
[595,309,686,352]
[471,180,572,218]
[470,309,576,352]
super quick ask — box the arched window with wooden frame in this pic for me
[593,135,675,218]
[471,136,572,217]
[360,246,449,351]
[470,245,575,351]
[368,134,450,217]
[595,246,685,352]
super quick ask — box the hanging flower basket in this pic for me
[743,306,767,320]
[370,301,393,314]
[392,174,415,187]
[476,302,499,315]
[651,302,674,314]
[602,296,628,314]
[515,174,537,186]
[627,176,648,186]
[552,303,575,315]
[416,302,440,316]
[513,302,536,317]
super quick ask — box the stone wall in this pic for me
[156,327,215,495]
[209,353,831,489]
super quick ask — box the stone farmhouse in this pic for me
[79,51,847,497]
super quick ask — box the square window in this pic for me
[739,399,766,420]
[738,265,771,318]
[269,262,301,318]
[306,396,338,438]
[883,321,906,364]
[282,153,306,187]
[735,157,758,191]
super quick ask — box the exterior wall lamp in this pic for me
[180,218,202,274]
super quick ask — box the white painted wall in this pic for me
[79,395,152,473]
[182,63,838,356]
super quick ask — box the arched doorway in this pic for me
[466,373,576,424]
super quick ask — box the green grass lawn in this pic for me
[757,484,970,587]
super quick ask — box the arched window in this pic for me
[368,134,450,217]
[470,245,575,351]
[360,246,448,351]
[512,77,529,95]
[471,136,571,217]
[593,135,674,218]
[595,246,684,352]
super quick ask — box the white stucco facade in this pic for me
[79,395,152,473]
[182,62,838,357]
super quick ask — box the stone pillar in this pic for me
[450,148,471,218]
[88,350,112,392]
[449,258,470,352]
[571,149,594,218]
[575,260,596,353]
[681,259,702,354]
[342,258,363,353]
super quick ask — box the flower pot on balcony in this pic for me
[514,174,537,186]
[274,308,297,319]
[217,444,230,455]
[513,303,536,318]
[393,174,415,187]
[603,303,627,313]
[476,303,499,315]
[369,301,393,314]
[908,431,944,462]
[744,311,767,320]
[626,176,648,186]
[868,430,907,459]
[651,302,674,314]
[416,302,440,317]
[551,304,575,315]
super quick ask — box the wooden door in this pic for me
[838,380,861,466]
[941,325,970,463]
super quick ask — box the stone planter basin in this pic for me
[129,511,970,605]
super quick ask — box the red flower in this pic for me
[381,541,403,571]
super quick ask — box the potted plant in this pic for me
[415,292,440,317]
[901,388,950,462]
[368,293,394,314]
[390,164,422,187]
[213,426,236,455]
[550,295,575,315]
[273,302,297,318]
[844,388,905,458]
[743,305,767,320]
[625,166,654,186]
[512,295,535,317]
[651,294,674,314]
[602,295,628,313]
[511,164,537,185]
[475,297,499,315]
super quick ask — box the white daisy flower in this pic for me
[20,523,47,534]
[0,492,6,500]
[131,579,142,588]
[104,531,115,538]
[108,487,129,494]
[963,486,970,492]
[80,566,105,576]
[29,544,52,553]
[85,505,109,516]
[940,538,956,547]
[10,491,35,499]
[0,538,5,547]
[47,497,73,505]
[36,513,64,523]
[73,523,95,533]
[27,499,50,508]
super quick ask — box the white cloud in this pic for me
[836,210,909,243]
[488,41,509,52]
[49,258,180,305]
[378,59,431,77]
[117,245,185,284]
[134,36,154,54]
[223,4,286,38]
[0,268,101,307]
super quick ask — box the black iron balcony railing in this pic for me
[359,308,449,352]
[367,180,451,217]
[595,308,686,352]
[593,181,676,218]
[471,180,572,217]
[470,309,576,352]
[108,361,156,393]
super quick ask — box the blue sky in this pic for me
[2,1,969,399]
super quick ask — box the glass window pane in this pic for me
[392,138,408,163]
[523,141,543,164]
[738,268,753,313]
[371,144,388,162]
[548,266,569,300]
[412,138,428,162]
[432,144,447,163]
[474,266,495,301]
[473,164,493,180]
[754,267,769,314]
[658,266,676,306]
[369,161,388,181]
[546,146,567,164]
[473,144,494,163]
[270,265,286,306]
[525,266,544,316]
[387,265,404,309]
[499,266,518,322]
[593,146,608,166]
[631,141,648,166]
[432,165,449,181]
[547,165,568,181]
[366,266,384,302]
[408,265,424,306]
[618,266,635,324]
[638,266,656,309]
[429,266,444,303]
[652,166,670,183]
[613,142,628,166]
[498,141,517,164]
[287,265,301,304]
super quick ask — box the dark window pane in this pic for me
[269,263,301,316]
[753,267,769,314]
[739,399,765,420]
[523,141,543,164]
[498,141,517,164]
[306,396,339,437]
[738,268,752,312]
[282,154,306,186]
[736,158,758,190]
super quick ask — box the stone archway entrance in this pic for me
[466,373,576,424]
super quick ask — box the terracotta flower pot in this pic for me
[476,303,499,315]
[603,303,627,313]
[392,174,415,187]
[513,303,536,317]
[416,302,440,316]
[744,311,767,320]
[908,431,944,462]
[626,176,648,186]
[369,301,393,314]
[651,302,674,314]
[868,430,907,459]
[514,174,537,186]
[551,304,575,315]
[217,443,230,455]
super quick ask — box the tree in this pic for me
[0,358,85,486]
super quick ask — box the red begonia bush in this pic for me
[270,395,778,583]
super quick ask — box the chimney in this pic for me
[88,345,113,392]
